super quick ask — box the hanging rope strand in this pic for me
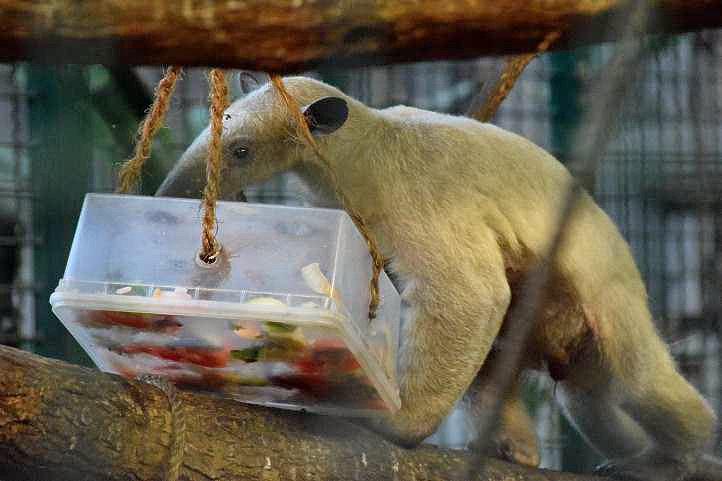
[470,31,560,122]
[117,66,182,194]
[199,69,230,263]
[270,75,384,319]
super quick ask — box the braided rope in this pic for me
[136,375,185,481]
[117,66,182,193]
[472,31,560,122]
[199,69,230,263]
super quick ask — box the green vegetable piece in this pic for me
[264,321,297,333]
[259,343,293,361]
[267,336,306,352]
[231,346,262,362]
[238,378,272,387]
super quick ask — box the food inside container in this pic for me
[51,194,401,416]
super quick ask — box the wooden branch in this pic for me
[1,1,721,71]
[0,345,608,481]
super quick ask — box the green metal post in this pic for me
[549,50,604,473]
[28,65,93,365]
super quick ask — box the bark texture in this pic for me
[0,344,611,480]
[0,1,721,71]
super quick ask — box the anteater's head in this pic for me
[156,76,358,201]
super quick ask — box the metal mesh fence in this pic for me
[0,65,36,349]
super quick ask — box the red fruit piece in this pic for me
[119,344,230,368]
[85,310,182,332]
[300,340,361,375]
[271,372,329,398]
[271,340,365,400]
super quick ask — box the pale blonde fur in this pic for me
[157,77,718,473]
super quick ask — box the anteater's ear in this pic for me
[302,97,349,135]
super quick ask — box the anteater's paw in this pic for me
[471,431,540,467]
[493,432,540,467]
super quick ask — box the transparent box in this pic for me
[50,194,401,416]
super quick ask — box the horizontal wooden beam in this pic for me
[1,1,721,71]
[0,345,609,481]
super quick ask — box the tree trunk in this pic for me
[0,1,721,71]
[0,344,609,481]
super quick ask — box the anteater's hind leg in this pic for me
[465,350,540,467]
[557,383,651,461]
[559,290,718,481]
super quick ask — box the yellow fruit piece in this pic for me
[244,296,286,306]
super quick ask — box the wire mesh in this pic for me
[0,65,36,348]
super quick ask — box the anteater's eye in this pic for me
[230,145,250,164]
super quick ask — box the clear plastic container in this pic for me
[50,194,401,416]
